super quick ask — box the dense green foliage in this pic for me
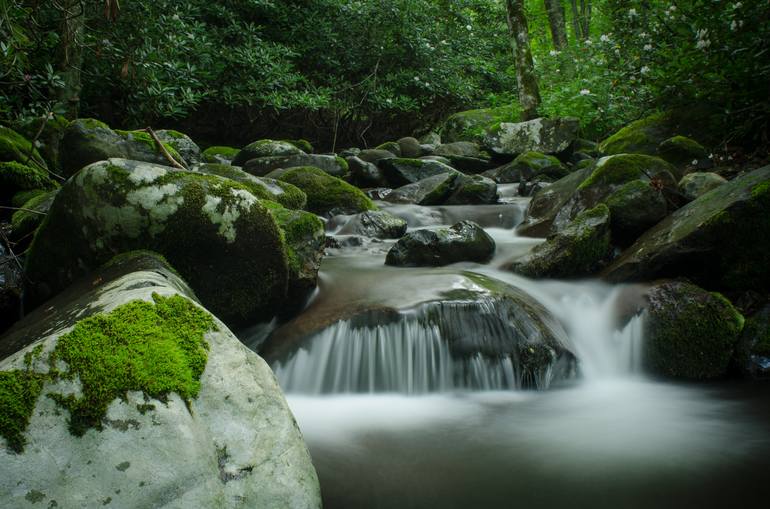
[1,1,768,146]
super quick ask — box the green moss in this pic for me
[264,200,324,275]
[11,188,47,208]
[11,190,55,238]
[275,166,376,215]
[115,130,183,162]
[375,141,401,155]
[0,370,44,453]
[196,163,307,210]
[283,139,313,153]
[0,125,47,171]
[751,181,770,199]
[578,154,674,190]
[335,155,349,173]
[0,161,57,198]
[159,129,187,139]
[72,118,110,130]
[48,293,215,436]
[598,111,669,155]
[441,105,523,143]
[202,146,239,164]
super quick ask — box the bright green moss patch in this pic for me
[275,166,376,216]
[0,370,44,453]
[48,293,215,436]
[11,191,55,239]
[11,189,47,208]
[578,154,674,190]
[0,161,57,193]
[202,146,239,164]
[0,126,47,170]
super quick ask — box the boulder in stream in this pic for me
[267,166,375,216]
[484,117,579,156]
[337,210,407,239]
[385,220,495,267]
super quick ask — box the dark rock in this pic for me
[489,151,567,184]
[397,137,422,158]
[385,172,459,205]
[385,220,495,266]
[359,149,397,164]
[380,158,459,187]
[243,153,348,178]
[337,210,407,239]
[445,175,498,205]
[439,155,498,174]
[517,166,593,237]
[734,304,770,379]
[658,135,709,169]
[347,156,387,188]
[605,179,668,245]
[679,171,727,201]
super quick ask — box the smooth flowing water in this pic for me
[254,194,770,509]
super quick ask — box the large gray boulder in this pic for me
[380,158,459,187]
[232,140,304,167]
[385,172,460,205]
[244,154,348,178]
[484,117,579,156]
[337,210,407,239]
[0,252,321,508]
[602,166,770,291]
[440,106,521,144]
[24,159,289,327]
[678,171,727,201]
[385,220,495,267]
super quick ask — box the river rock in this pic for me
[267,166,375,216]
[195,163,306,210]
[385,220,495,267]
[508,204,611,278]
[517,166,593,237]
[60,119,187,177]
[397,137,422,158]
[434,141,483,158]
[445,174,499,205]
[11,114,68,172]
[358,149,396,164]
[385,172,460,205]
[658,135,709,169]
[381,158,459,187]
[337,210,407,239]
[489,151,567,184]
[347,156,387,188]
[602,165,770,291]
[440,106,521,143]
[202,146,239,165]
[156,129,202,165]
[0,251,321,508]
[244,153,348,178]
[440,155,498,174]
[604,179,668,245]
[642,280,744,380]
[679,171,727,201]
[232,140,304,167]
[484,117,579,156]
[734,304,770,379]
[24,158,289,326]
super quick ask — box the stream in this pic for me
[247,186,770,508]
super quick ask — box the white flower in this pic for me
[696,38,711,49]
[640,65,650,75]
[644,44,652,51]
[172,14,180,21]
[549,50,559,56]
[580,89,591,96]
[429,67,434,72]
[600,34,610,42]
[669,5,677,11]
[691,159,698,166]
[628,8,638,17]
[735,2,743,8]
[466,24,472,31]
[414,76,420,81]
[584,39,593,46]
[386,98,393,104]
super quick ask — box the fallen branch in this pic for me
[0,206,47,215]
[144,127,188,170]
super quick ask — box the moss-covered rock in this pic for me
[196,163,306,209]
[578,154,677,190]
[484,117,579,156]
[10,190,58,244]
[60,119,184,176]
[643,280,744,380]
[282,139,314,154]
[268,166,375,216]
[508,204,612,278]
[434,141,484,159]
[201,145,239,165]
[10,189,47,208]
[440,105,523,143]
[658,135,708,168]
[0,161,57,205]
[397,137,422,158]
[347,156,388,188]
[0,126,47,172]
[358,149,396,164]
[445,174,499,205]
[232,139,304,167]
[605,179,668,245]
[11,114,68,172]
[380,158,460,187]
[375,141,402,156]
[517,166,593,237]
[156,129,202,165]
[24,158,289,326]
[489,151,567,184]
[244,153,348,178]
[679,171,727,201]
[385,172,460,205]
[385,220,495,267]
[603,166,770,291]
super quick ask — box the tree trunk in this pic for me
[579,0,591,40]
[505,0,541,121]
[544,0,568,50]
[56,0,85,119]
[570,0,581,40]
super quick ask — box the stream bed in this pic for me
[248,191,770,508]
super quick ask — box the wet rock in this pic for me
[195,163,307,210]
[602,166,770,291]
[434,141,483,159]
[484,117,579,156]
[642,280,744,380]
[445,174,499,205]
[347,156,387,188]
[385,220,495,267]
[0,252,321,508]
[605,180,668,245]
[268,166,375,216]
[380,158,460,187]
[679,172,727,201]
[24,158,289,327]
[508,204,611,278]
[243,153,348,178]
[337,210,407,239]
[397,137,422,158]
[385,172,459,205]
[156,130,202,165]
[358,149,396,164]
[489,151,567,184]
[517,166,593,237]
[440,106,521,144]
[232,139,304,167]
[734,304,770,380]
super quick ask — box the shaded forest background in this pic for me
[1,0,768,150]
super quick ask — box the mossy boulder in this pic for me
[282,139,314,154]
[24,158,289,326]
[445,174,499,205]
[60,119,185,177]
[195,163,306,210]
[434,141,484,159]
[440,105,522,143]
[262,201,325,311]
[0,161,57,206]
[375,141,402,157]
[347,156,388,188]
[267,166,375,216]
[658,135,709,168]
[244,154,348,178]
[679,171,727,201]
[484,117,579,156]
[437,155,497,174]
[517,166,593,237]
[11,114,68,171]
[508,204,612,278]
[489,151,567,184]
[358,149,396,164]
[202,145,239,165]
[734,304,770,379]
[0,126,47,172]
[232,140,304,167]
[602,166,770,291]
[337,210,407,239]
[10,190,58,244]
[605,179,668,245]
[385,220,495,267]
[385,172,460,205]
[0,254,321,507]
[643,280,744,379]
[397,137,422,158]
[156,129,202,165]
[380,158,460,187]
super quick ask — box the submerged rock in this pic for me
[24,158,289,326]
[642,280,744,380]
[484,117,579,156]
[385,220,495,267]
[508,204,611,279]
[0,252,321,508]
